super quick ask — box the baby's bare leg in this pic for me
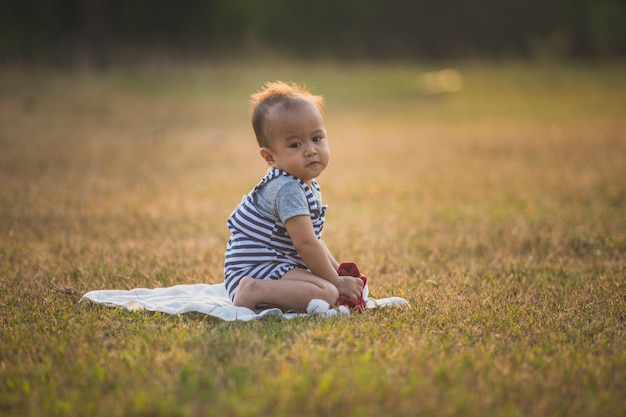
[233,269,338,312]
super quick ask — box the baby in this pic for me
[224,81,364,312]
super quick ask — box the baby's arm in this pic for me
[285,215,340,285]
[320,239,339,270]
[285,215,362,300]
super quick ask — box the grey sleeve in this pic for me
[274,181,311,223]
[254,177,310,223]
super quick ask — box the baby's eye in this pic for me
[312,136,324,142]
[289,142,301,148]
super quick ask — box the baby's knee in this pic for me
[321,282,339,305]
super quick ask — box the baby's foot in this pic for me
[232,277,255,309]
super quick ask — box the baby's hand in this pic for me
[337,275,364,301]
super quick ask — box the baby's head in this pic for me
[250,81,324,149]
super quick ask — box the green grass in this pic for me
[1,60,625,417]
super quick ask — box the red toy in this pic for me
[336,262,368,312]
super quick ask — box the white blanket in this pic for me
[81,283,409,321]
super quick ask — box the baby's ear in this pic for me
[260,148,274,165]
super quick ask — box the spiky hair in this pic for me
[250,81,324,148]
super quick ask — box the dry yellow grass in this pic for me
[1,61,625,416]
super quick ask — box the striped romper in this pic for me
[224,168,327,301]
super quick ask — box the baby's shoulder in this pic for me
[259,175,303,199]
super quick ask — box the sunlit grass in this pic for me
[1,60,625,416]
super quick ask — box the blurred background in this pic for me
[1,0,625,65]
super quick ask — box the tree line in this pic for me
[1,0,625,64]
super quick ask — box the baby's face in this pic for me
[262,100,330,185]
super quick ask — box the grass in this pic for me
[1,60,625,416]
